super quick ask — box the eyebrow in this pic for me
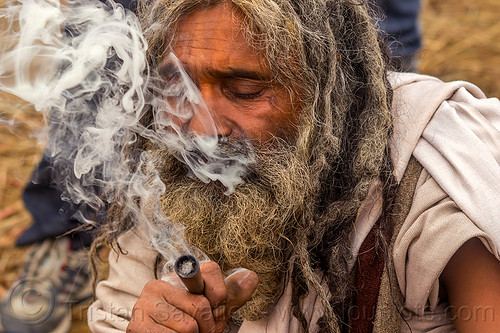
[206,67,272,81]
[158,61,271,82]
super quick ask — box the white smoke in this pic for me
[0,0,254,262]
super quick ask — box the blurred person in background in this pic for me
[374,0,422,72]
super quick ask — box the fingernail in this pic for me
[212,304,226,319]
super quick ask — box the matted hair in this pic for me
[96,0,396,331]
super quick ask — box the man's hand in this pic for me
[127,261,258,333]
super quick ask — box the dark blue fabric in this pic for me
[17,155,95,250]
[375,0,422,57]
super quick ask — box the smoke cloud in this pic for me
[0,0,253,267]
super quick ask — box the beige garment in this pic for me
[88,226,157,333]
[394,169,497,333]
[88,72,500,332]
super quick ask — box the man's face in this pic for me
[165,2,298,144]
[154,3,309,319]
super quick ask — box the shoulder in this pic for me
[387,72,499,181]
[392,166,500,330]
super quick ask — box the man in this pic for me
[88,0,500,332]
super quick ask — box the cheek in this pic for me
[266,94,299,138]
[239,101,298,143]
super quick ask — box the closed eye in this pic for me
[223,78,268,101]
[228,89,265,100]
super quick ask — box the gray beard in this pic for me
[151,140,313,321]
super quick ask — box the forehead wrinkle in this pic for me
[173,4,254,50]
[174,43,267,79]
[169,3,273,85]
[175,27,245,54]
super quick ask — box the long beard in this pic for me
[153,140,312,321]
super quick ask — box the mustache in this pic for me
[167,136,255,194]
[182,138,254,170]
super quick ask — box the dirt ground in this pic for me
[0,0,499,332]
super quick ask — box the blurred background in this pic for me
[0,0,499,331]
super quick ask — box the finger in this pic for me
[128,310,186,333]
[224,268,259,316]
[127,318,182,333]
[148,295,200,333]
[143,280,215,333]
[200,261,227,309]
[213,269,258,333]
[162,288,215,333]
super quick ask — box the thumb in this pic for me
[213,268,258,332]
[225,268,259,315]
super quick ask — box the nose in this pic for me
[186,113,232,137]
[186,93,233,138]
